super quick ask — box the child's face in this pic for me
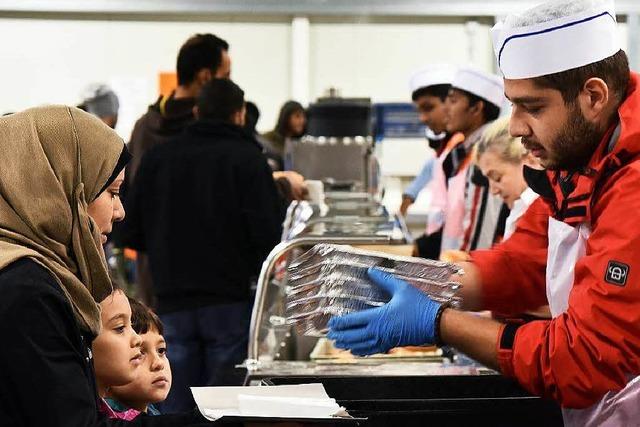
[110,327,172,411]
[93,290,142,394]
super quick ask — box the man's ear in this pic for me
[469,99,484,119]
[193,106,200,120]
[231,109,245,126]
[579,77,609,122]
[196,68,212,86]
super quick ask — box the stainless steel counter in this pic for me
[244,360,493,384]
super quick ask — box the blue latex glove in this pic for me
[327,267,442,356]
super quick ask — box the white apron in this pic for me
[546,218,640,426]
[424,140,471,251]
[439,165,470,252]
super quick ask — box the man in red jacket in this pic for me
[328,0,640,424]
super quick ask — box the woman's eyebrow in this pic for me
[108,313,126,323]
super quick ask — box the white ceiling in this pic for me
[1,0,639,17]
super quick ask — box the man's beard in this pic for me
[539,104,603,171]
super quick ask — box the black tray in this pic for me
[262,375,563,427]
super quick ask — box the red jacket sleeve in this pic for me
[470,197,550,314]
[498,165,640,408]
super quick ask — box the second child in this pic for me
[107,298,172,415]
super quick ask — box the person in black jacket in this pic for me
[0,106,209,426]
[122,79,284,413]
[120,34,304,309]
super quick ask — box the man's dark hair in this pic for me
[275,100,305,137]
[197,78,245,122]
[412,84,451,102]
[455,88,501,123]
[177,33,229,86]
[128,296,164,335]
[532,50,630,105]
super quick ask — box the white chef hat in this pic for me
[492,0,621,79]
[409,64,457,94]
[451,67,505,109]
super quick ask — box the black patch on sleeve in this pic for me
[605,261,629,287]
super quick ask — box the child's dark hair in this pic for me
[128,297,164,335]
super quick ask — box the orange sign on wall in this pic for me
[158,72,177,97]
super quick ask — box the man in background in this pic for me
[124,79,284,412]
[124,34,304,306]
[399,65,467,259]
[127,33,231,184]
[439,67,507,255]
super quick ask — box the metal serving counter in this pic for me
[245,360,486,383]
[261,374,563,426]
[243,187,562,426]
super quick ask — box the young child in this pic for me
[106,298,172,415]
[92,289,143,420]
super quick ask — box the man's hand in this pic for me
[327,267,442,356]
[399,195,414,217]
[273,171,308,200]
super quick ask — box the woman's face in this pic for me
[477,149,529,209]
[92,290,142,395]
[287,110,306,137]
[87,170,125,244]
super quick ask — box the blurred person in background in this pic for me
[124,34,304,308]
[398,65,468,259]
[127,33,231,185]
[78,83,120,129]
[401,65,457,217]
[474,117,540,240]
[123,79,284,413]
[475,117,550,320]
[124,33,231,309]
[262,100,306,171]
[434,67,507,262]
[245,101,307,198]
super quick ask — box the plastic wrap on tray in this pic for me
[285,244,464,336]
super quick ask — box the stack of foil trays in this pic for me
[285,244,464,336]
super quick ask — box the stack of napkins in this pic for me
[191,383,348,421]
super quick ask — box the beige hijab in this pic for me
[0,106,125,334]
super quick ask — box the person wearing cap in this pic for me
[431,67,507,259]
[78,84,120,129]
[400,64,457,214]
[328,0,640,422]
[401,65,467,259]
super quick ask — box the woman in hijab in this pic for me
[0,106,208,425]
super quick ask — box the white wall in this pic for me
[309,21,494,102]
[0,19,291,139]
[0,17,631,141]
